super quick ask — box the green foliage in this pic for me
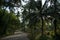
[0,0,60,40]
[21,0,60,40]
[0,8,20,36]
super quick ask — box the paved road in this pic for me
[1,33,29,40]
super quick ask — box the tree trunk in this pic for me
[41,16,44,36]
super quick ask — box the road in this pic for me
[1,32,29,40]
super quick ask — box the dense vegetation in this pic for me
[0,0,60,40]
[0,8,20,36]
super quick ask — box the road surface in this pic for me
[1,32,29,40]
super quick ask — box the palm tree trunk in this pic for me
[54,19,57,35]
[54,0,57,39]
[41,16,44,36]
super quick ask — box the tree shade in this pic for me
[0,0,60,40]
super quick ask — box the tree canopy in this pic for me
[0,0,60,40]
